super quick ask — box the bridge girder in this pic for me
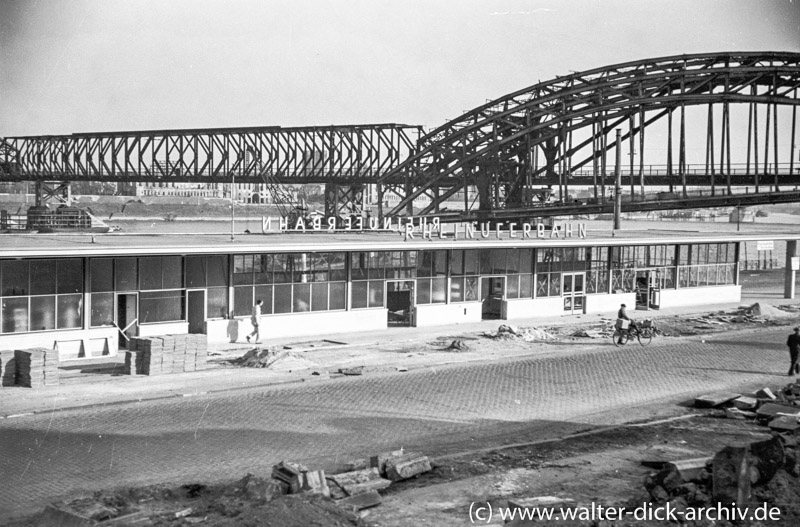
[0,124,421,185]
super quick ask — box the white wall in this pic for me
[0,327,118,361]
[504,297,565,319]
[586,292,637,314]
[414,302,482,327]
[659,285,741,307]
[206,309,388,343]
[138,322,189,337]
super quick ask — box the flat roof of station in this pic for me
[1,224,798,258]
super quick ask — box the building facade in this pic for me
[0,228,787,361]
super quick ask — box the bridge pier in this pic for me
[324,183,364,222]
[35,181,72,207]
[786,240,798,299]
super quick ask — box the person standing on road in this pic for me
[787,327,800,376]
[247,299,263,344]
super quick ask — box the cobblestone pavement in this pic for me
[0,326,793,519]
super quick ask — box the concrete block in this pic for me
[749,436,785,485]
[384,453,431,482]
[369,449,405,476]
[726,408,756,420]
[768,416,800,433]
[340,478,392,496]
[732,396,759,411]
[757,403,800,419]
[695,392,740,408]
[336,490,382,511]
[301,469,329,497]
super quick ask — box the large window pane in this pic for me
[139,257,162,290]
[30,296,56,331]
[464,277,479,301]
[162,256,182,289]
[431,277,446,303]
[253,285,272,315]
[507,275,520,299]
[329,282,346,310]
[520,274,533,298]
[207,255,229,286]
[368,281,384,308]
[30,261,57,295]
[115,258,137,291]
[450,277,464,302]
[57,259,83,294]
[207,287,229,319]
[57,294,83,329]
[2,260,28,296]
[185,256,207,288]
[311,283,328,311]
[351,281,368,309]
[233,286,253,317]
[91,292,114,327]
[91,258,114,292]
[293,283,311,312]
[417,278,431,304]
[2,297,28,332]
[139,290,183,323]
[274,284,292,314]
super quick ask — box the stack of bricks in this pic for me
[124,334,208,376]
[0,349,16,387]
[14,348,58,388]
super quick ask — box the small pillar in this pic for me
[785,240,798,299]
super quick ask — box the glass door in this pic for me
[481,276,505,319]
[562,272,585,314]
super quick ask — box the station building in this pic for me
[0,220,796,361]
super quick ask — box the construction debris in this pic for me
[338,366,364,376]
[234,348,316,371]
[694,392,740,408]
[445,339,470,352]
[384,452,432,482]
[484,324,556,342]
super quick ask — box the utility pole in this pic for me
[613,129,622,231]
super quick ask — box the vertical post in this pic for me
[680,103,687,198]
[786,241,798,299]
[667,108,673,193]
[230,172,235,241]
[614,129,622,231]
[629,114,635,198]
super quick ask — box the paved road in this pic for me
[0,326,793,519]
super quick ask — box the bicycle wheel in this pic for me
[613,329,628,346]
[637,329,652,346]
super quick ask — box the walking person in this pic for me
[787,327,800,376]
[247,299,263,344]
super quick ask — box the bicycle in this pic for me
[612,321,657,346]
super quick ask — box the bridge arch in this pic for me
[380,51,800,217]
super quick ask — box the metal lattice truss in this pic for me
[378,51,800,217]
[0,124,421,184]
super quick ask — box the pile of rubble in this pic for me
[233,347,316,371]
[641,382,800,516]
[484,324,556,342]
[38,450,433,525]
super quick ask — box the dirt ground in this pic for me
[10,295,800,526]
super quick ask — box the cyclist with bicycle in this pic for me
[617,303,637,344]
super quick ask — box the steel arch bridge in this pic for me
[378,51,800,220]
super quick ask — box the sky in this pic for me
[1,0,799,137]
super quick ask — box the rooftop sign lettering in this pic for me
[262,216,587,240]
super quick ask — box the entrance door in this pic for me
[116,293,138,349]
[386,280,414,327]
[562,272,586,314]
[635,270,650,310]
[481,276,505,319]
[187,289,206,334]
[648,271,661,309]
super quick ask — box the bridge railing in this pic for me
[565,163,799,179]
